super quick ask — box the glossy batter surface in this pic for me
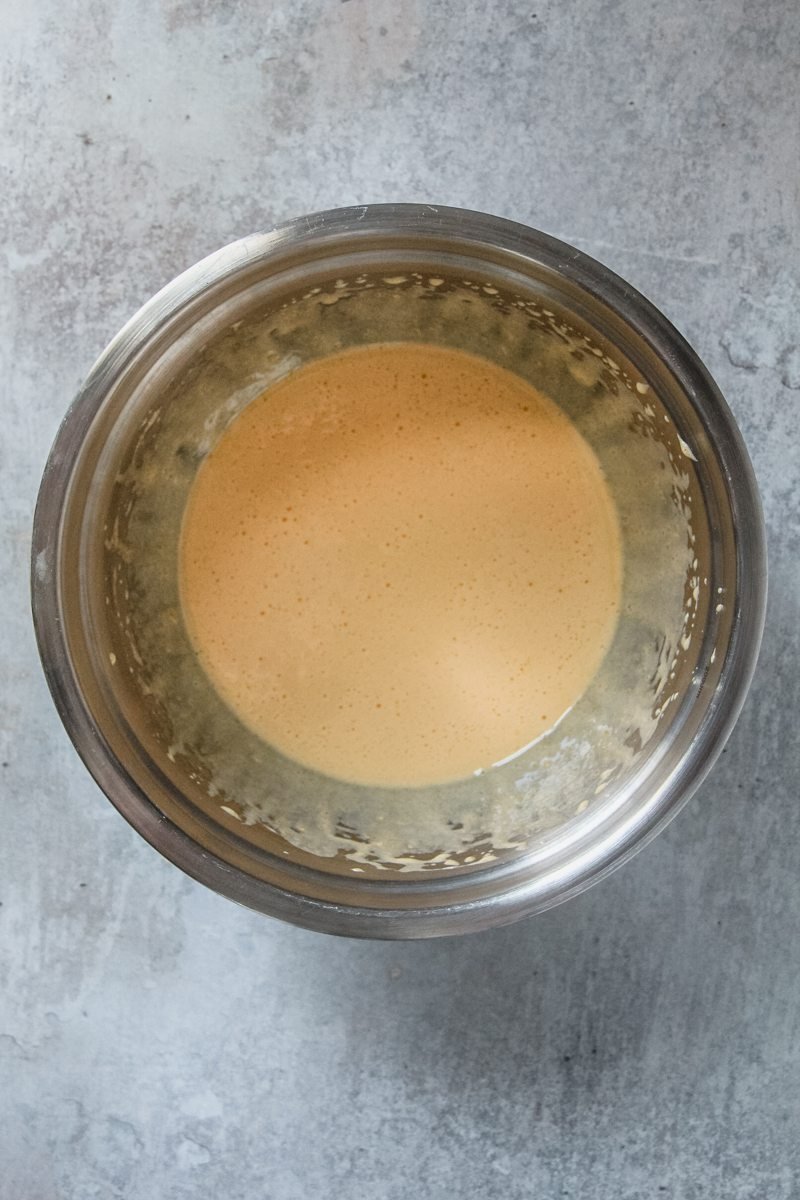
[180,342,622,787]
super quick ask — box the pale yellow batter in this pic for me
[179,342,622,787]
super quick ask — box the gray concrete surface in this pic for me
[1,1,798,1196]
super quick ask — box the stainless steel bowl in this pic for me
[31,204,766,938]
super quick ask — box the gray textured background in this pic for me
[2,1,798,1197]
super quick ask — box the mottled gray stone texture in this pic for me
[1,1,798,1196]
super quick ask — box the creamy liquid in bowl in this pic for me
[179,342,622,788]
